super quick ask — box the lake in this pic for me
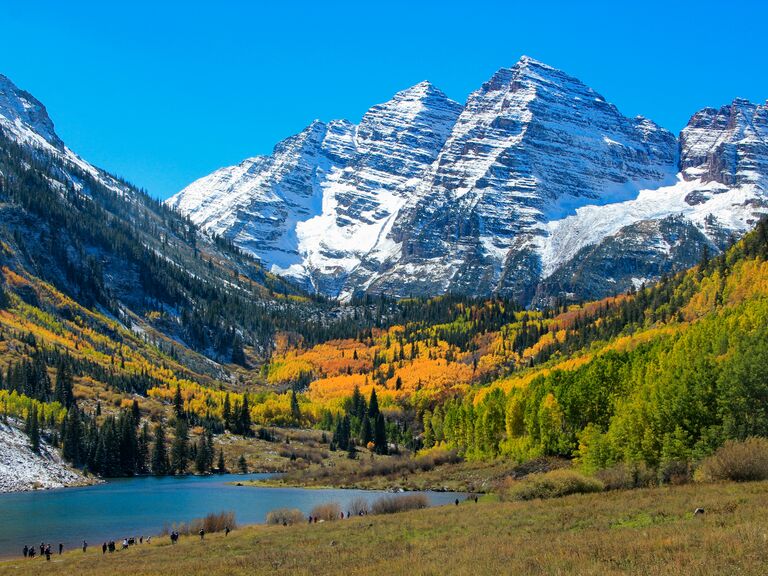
[0,474,462,557]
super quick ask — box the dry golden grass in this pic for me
[2,481,768,575]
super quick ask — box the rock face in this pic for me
[0,421,91,492]
[169,57,768,304]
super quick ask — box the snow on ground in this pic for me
[0,420,93,493]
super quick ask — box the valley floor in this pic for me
[1,480,766,575]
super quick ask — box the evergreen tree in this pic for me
[217,448,226,473]
[290,390,301,426]
[231,335,246,366]
[53,360,75,409]
[361,416,372,446]
[346,437,357,460]
[195,432,212,474]
[62,406,83,466]
[222,393,231,430]
[170,418,189,475]
[368,388,379,419]
[136,421,150,474]
[238,395,252,436]
[237,454,248,474]
[151,423,170,476]
[25,404,41,453]
[374,413,388,455]
[173,384,184,419]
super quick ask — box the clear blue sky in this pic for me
[2,0,767,199]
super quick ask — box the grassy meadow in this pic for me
[1,481,767,575]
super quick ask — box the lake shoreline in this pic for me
[0,473,463,558]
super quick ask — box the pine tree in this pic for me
[217,448,226,474]
[136,421,150,474]
[53,360,75,409]
[151,423,170,476]
[222,393,231,430]
[237,454,248,474]
[195,433,211,474]
[170,419,189,475]
[290,390,301,426]
[368,388,379,419]
[62,406,83,466]
[25,404,41,453]
[173,384,184,419]
[346,437,357,460]
[374,413,388,455]
[361,416,372,446]
[238,395,252,436]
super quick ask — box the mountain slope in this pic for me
[170,57,768,303]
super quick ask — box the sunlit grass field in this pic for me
[2,481,767,575]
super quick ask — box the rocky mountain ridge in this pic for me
[158,60,767,302]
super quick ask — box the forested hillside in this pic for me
[2,90,768,481]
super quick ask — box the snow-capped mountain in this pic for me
[169,57,768,303]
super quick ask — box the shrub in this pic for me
[266,508,305,526]
[500,469,604,501]
[371,493,429,515]
[310,502,342,521]
[595,462,657,491]
[348,497,370,516]
[165,511,236,535]
[696,438,768,482]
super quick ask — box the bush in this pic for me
[595,462,657,490]
[348,497,370,516]
[310,502,342,521]
[696,437,768,482]
[371,493,429,515]
[266,508,305,526]
[500,469,604,501]
[164,511,236,535]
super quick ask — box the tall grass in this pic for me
[162,511,236,536]
[370,493,429,514]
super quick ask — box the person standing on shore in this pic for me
[59,543,63,555]
[22,545,28,558]
[82,540,88,553]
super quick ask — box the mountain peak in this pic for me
[0,73,63,149]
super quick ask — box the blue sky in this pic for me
[2,0,767,199]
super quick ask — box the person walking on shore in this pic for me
[22,545,28,558]
[59,543,63,555]
[82,540,87,553]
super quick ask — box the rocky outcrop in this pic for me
[0,421,92,493]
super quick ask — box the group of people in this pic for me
[101,536,149,554]
[21,542,65,561]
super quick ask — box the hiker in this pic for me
[139,536,143,544]
[122,538,129,550]
[455,498,459,506]
[82,540,87,553]
[308,515,313,524]
[225,526,230,537]
[28,547,35,559]
[40,543,44,556]
[474,495,478,503]
[199,528,205,541]
[23,545,28,558]
[45,545,51,561]
[102,542,107,555]
[59,543,63,555]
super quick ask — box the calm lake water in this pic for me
[0,474,462,557]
